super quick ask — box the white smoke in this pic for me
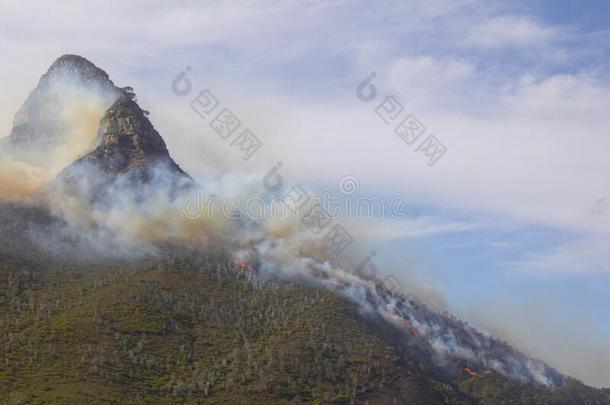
[0,68,565,389]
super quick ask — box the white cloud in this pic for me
[505,237,610,276]
[464,16,559,48]
[348,216,479,242]
[385,55,475,104]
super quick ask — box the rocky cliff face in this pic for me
[56,91,191,204]
[99,94,168,166]
[56,91,194,204]
[67,93,187,176]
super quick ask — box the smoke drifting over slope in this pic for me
[0,55,577,389]
[0,55,120,201]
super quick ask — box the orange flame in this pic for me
[464,367,478,377]
[232,260,250,269]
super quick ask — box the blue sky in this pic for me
[1,0,609,387]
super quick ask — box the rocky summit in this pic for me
[57,91,192,202]
[71,91,187,176]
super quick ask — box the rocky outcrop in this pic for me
[56,90,192,203]
[70,94,187,176]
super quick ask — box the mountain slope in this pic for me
[0,54,608,404]
[0,253,607,404]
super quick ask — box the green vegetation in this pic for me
[0,253,607,404]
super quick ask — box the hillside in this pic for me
[0,54,608,404]
[0,251,607,404]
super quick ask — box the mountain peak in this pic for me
[98,93,167,156]
[56,84,191,201]
[1,54,120,155]
[45,54,114,87]
[89,92,176,173]
[50,53,93,65]
[1,53,191,201]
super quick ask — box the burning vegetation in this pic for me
[0,54,608,404]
